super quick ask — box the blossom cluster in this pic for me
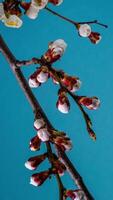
[0,0,63,28]
[28,39,100,114]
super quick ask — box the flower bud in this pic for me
[56,95,70,114]
[62,76,81,92]
[49,0,63,6]
[30,170,50,186]
[34,118,45,130]
[78,24,91,37]
[32,0,48,9]
[89,32,102,44]
[78,97,100,110]
[44,39,67,63]
[25,153,47,170]
[53,135,72,151]
[29,135,41,151]
[28,77,41,88]
[37,128,50,142]
[36,71,49,83]
[65,189,86,200]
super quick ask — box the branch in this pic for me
[0,34,94,200]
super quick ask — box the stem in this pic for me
[0,34,94,200]
[45,7,108,28]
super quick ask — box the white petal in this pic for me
[79,24,91,37]
[26,4,40,19]
[37,71,48,83]
[4,15,23,28]
[0,3,5,20]
[29,78,40,88]
[38,128,49,142]
[34,118,45,130]
[49,39,67,52]
[25,161,35,170]
[58,103,69,114]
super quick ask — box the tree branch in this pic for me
[0,34,94,200]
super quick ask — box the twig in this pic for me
[0,34,94,200]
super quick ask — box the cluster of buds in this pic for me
[78,96,100,110]
[28,66,49,88]
[64,189,86,200]
[0,0,63,28]
[78,23,102,44]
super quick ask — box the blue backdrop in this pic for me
[0,0,113,199]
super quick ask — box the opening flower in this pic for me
[78,24,91,37]
[56,95,70,114]
[44,39,67,63]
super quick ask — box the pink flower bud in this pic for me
[57,96,70,114]
[34,118,45,130]
[65,189,86,200]
[49,0,63,6]
[44,39,67,63]
[78,97,100,110]
[62,76,81,92]
[53,135,72,151]
[25,153,47,170]
[37,128,50,142]
[30,170,50,186]
[28,77,40,88]
[29,135,41,151]
[78,24,91,37]
[36,71,49,83]
[88,32,102,44]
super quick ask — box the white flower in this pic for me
[36,71,48,83]
[4,15,23,28]
[26,4,40,19]
[57,102,69,114]
[78,24,91,37]
[29,78,40,88]
[25,161,35,170]
[49,39,67,54]
[30,177,38,186]
[0,3,5,20]
[38,128,50,142]
[34,118,45,130]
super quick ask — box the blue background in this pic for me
[0,0,113,199]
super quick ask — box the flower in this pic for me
[88,32,102,44]
[34,118,45,130]
[30,170,50,186]
[29,135,41,151]
[78,96,100,110]
[78,24,91,37]
[44,39,67,63]
[36,68,49,83]
[25,153,47,170]
[49,0,63,6]
[65,189,86,200]
[37,128,50,142]
[26,0,48,19]
[53,135,72,151]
